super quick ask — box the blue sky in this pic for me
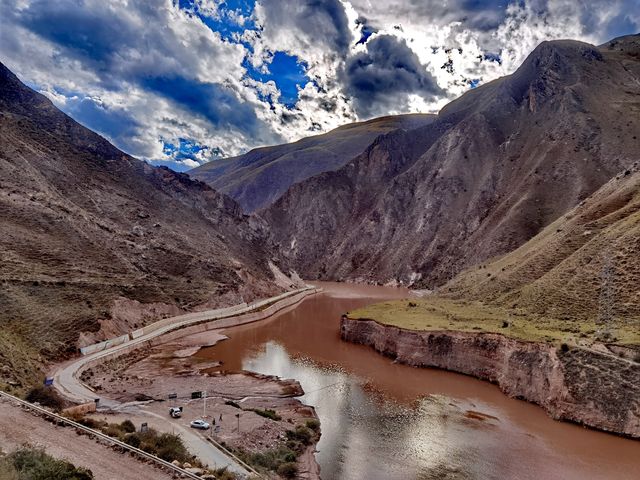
[1,0,638,171]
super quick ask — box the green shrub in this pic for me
[237,446,298,474]
[276,462,298,478]
[305,419,320,432]
[4,447,93,480]
[155,432,190,462]
[74,417,103,430]
[286,425,313,445]
[124,433,141,448]
[104,425,124,440]
[225,400,241,409]
[25,386,64,411]
[250,408,281,421]
[120,419,136,433]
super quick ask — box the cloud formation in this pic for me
[0,0,638,170]
[342,34,444,117]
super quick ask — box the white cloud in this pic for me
[0,0,637,170]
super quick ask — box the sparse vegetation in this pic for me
[305,418,320,432]
[249,408,281,421]
[67,416,195,465]
[0,447,94,480]
[25,386,65,411]
[232,423,320,478]
[350,295,639,345]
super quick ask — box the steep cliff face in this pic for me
[341,317,640,437]
[0,62,288,386]
[263,35,640,287]
[190,114,435,212]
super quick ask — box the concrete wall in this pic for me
[80,288,314,356]
[80,334,130,356]
[75,288,319,376]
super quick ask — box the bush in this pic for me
[276,462,298,478]
[99,422,190,463]
[104,425,124,440]
[286,425,313,445]
[124,433,141,448]
[237,446,298,474]
[225,400,241,409]
[4,447,94,480]
[305,419,320,432]
[155,432,190,462]
[25,386,64,411]
[251,408,281,421]
[120,419,136,433]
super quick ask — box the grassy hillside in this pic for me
[351,164,640,347]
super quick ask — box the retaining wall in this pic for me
[80,288,314,356]
[76,288,319,376]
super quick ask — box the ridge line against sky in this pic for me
[1,0,638,172]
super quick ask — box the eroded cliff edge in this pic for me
[341,317,640,438]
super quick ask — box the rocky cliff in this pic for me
[263,34,640,287]
[341,317,640,437]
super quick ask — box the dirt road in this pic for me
[0,397,174,480]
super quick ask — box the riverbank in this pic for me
[50,287,322,477]
[340,316,640,438]
[82,329,321,478]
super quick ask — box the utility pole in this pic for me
[597,251,615,340]
[203,390,207,418]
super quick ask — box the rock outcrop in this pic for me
[341,317,640,437]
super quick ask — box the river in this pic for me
[195,282,640,480]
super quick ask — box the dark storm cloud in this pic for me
[259,0,352,55]
[342,35,444,118]
[142,76,264,138]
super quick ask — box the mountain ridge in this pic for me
[261,34,640,287]
[189,113,435,212]
[0,61,290,390]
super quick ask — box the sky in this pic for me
[1,0,639,171]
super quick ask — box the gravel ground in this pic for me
[0,397,174,480]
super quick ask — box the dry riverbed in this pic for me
[81,329,321,478]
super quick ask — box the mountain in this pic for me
[261,34,640,287]
[445,160,640,327]
[189,114,435,212]
[0,62,289,389]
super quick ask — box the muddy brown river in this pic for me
[196,282,640,480]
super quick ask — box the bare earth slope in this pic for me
[262,34,640,287]
[446,161,640,329]
[0,62,285,389]
[189,114,435,212]
[0,397,175,480]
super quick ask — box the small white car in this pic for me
[169,407,182,418]
[190,419,210,430]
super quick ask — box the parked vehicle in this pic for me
[169,407,183,418]
[190,419,210,430]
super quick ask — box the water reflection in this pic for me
[197,283,640,480]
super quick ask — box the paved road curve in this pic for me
[51,287,316,475]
